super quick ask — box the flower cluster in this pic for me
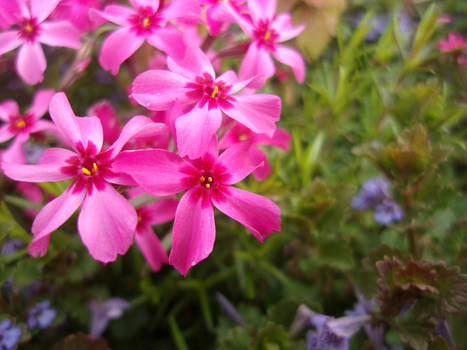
[0,0,304,276]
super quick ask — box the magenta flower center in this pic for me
[61,144,113,194]
[8,113,35,133]
[18,17,40,42]
[129,6,160,35]
[199,174,214,189]
[253,20,278,50]
[186,73,235,109]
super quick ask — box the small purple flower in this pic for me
[351,178,390,210]
[21,143,47,164]
[89,298,129,337]
[0,319,21,350]
[373,200,404,225]
[27,300,57,330]
[1,238,24,256]
[306,313,370,350]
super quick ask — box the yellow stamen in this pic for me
[16,119,26,128]
[137,215,142,222]
[207,177,213,183]
[200,175,206,183]
[25,24,33,33]
[205,183,211,189]
[81,167,92,176]
[92,162,98,174]
[238,134,248,141]
[142,18,150,27]
[211,85,219,98]
[264,31,271,41]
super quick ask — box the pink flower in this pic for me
[200,0,246,36]
[113,142,281,275]
[1,92,168,263]
[88,100,121,145]
[92,0,201,74]
[219,123,290,180]
[227,0,305,85]
[131,47,281,159]
[0,89,55,163]
[0,0,81,84]
[53,0,107,33]
[437,33,467,66]
[135,198,179,271]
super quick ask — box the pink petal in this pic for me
[30,0,61,22]
[113,149,194,196]
[28,89,55,119]
[175,104,222,159]
[254,127,291,150]
[78,183,137,263]
[161,0,201,22]
[0,1,23,28]
[29,185,86,257]
[48,92,82,148]
[144,198,179,225]
[135,226,168,271]
[217,2,254,37]
[1,147,75,182]
[271,13,305,42]
[0,125,15,143]
[212,186,280,242]
[0,100,19,121]
[107,115,167,159]
[222,94,280,137]
[250,147,271,181]
[1,133,27,163]
[38,20,82,49]
[248,0,276,22]
[129,0,159,9]
[0,30,22,55]
[98,27,144,75]
[130,70,190,111]
[90,5,133,26]
[239,42,275,86]
[272,45,305,83]
[217,142,262,184]
[169,188,215,276]
[16,42,46,85]
[147,27,186,60]
[75,116,104,153]
[30,120,57,134]
[167,47,215,80]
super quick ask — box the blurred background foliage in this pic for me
[0,0,466,349]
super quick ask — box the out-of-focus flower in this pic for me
[1,238,24,256]
[0,90,55,163]
[0,319,21,350]
[91,0,200,74]
[351,178,403,225]
[0,0,81,84]
[437,33,467,66]
[113,142,281,275]
[200,0,246,36]
[373,199,404,225]
[437,14,452,25]
[53,0,106,33]
[135,198,179,271]
[219,123,290,180]
[27,300,57,330]
[89,298,129,337]
[351,177,390,210]
[2,93,168,263]
[131,47,281,159]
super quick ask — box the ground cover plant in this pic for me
[0,0,466,349]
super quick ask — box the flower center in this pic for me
[254,20,278,49]
[129,6,160,35]
[200,175,214,189]
[8,113,34,133]
[81,161,98,176]
[186,73,235,109]
[18,17,40,42]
